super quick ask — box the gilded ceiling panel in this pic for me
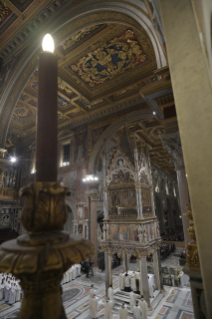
[68,28,149,88]
[12,105,34,121]
[60,25,103,52]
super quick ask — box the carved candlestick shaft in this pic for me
[36,52,58,182]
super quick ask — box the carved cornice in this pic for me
[0,0,67,60]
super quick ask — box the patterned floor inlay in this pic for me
[166,289,180,303]
[0,249,195,319]
[67,311,78,319]
[175,309,194,319]
[62,288,82,302]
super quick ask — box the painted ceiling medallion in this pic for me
[13,105,33,120]
[69,29,147,88]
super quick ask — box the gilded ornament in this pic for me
[69,29,148,87]
[20,182,70,233]
[0,1,9,22]
[155,128,166,136]
[62,25,99,50]
[184,203,200,271]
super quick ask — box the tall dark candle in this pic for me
[36,51,58,182]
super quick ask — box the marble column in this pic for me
[89,193,98,267]
[139,259,143,295]
[160,0,212,316]
[135,184,143,219]
[123,253,128,273]
[108,253,113,286]
[153,249,164,291]
[140,256,150,307]
[103,188,108,219]
[105,252,109,297]
[160,133,190,246]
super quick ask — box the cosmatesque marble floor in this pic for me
[0,250,193,319]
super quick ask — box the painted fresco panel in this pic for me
[129,224,138,241]
[109,225,118,240]
[119,225,128,240]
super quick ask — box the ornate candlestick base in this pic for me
[0,182,94,319]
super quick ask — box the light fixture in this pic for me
[10,157,17,163]
[82,175,99,183]
[179,216,182,218]
[153,111,156,115]
[31,169,36,174]
[42,34,55,53]
[60,162,69,167]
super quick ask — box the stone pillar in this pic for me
[139,259,143,295]
[153,249,164,291]
[103,188,108,218]
[160,1,212,316]
[135,184,143,219]
[89,193,98,267]
[108,253,113,287]
[160,132,190,246]
[123,253,128,273]
[105,252,109,297]
[140,256,151,308]
[153,251,160,290]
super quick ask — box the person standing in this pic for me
[108,285,114,307]
[16,280,21,302]
[89,293,98,319]
[119,301,128,319]
[90,284,95,300]
[130,272,136,292]
[0,279,4,300]
[5,280,11,302]
[4,276,8,297]
[77,264,82,276]
[133,300,143,319]
[148,276,154,298]
[105,297,113,319]
[139,296,148,319]
[124,272,131,292]
[8,283,16,305]
[68,267,73,281]
[119,271,124,290]
[129,290,136,310]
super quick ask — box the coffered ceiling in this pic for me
[8,22,157,137]
[0,0,177,174]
